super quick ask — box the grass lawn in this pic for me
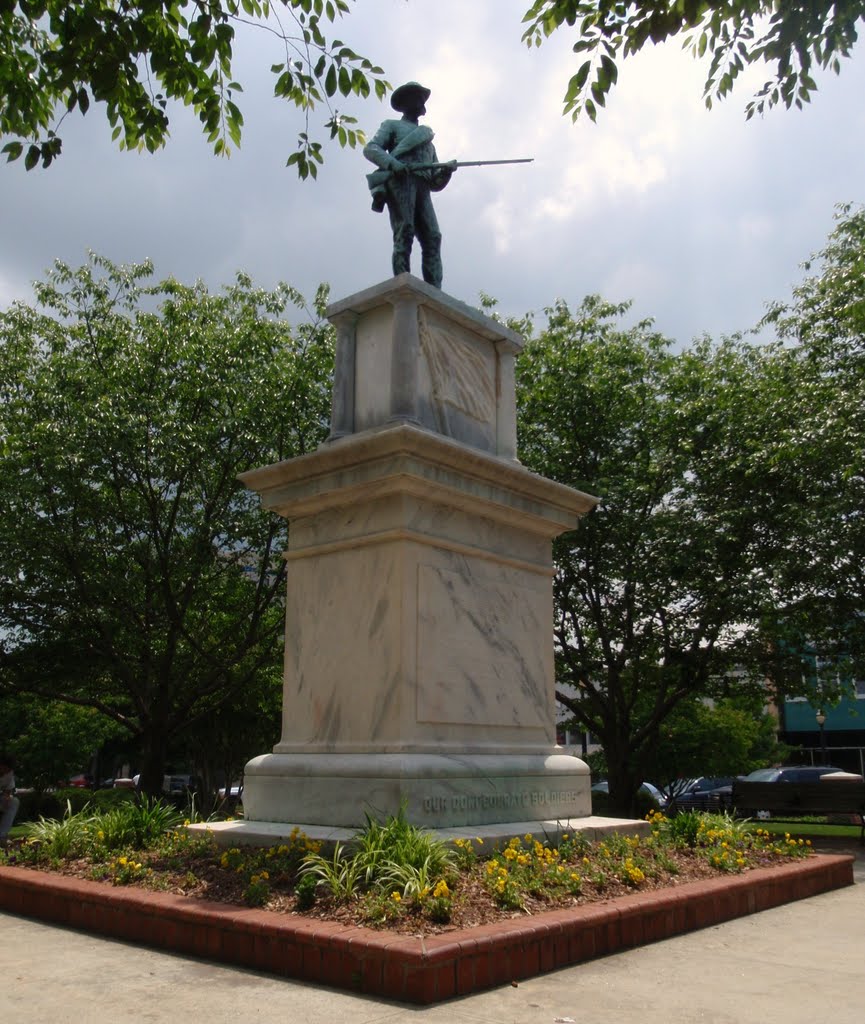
[744,820,862,840]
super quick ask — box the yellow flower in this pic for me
[433,879,450,898]
[391,891,401,903]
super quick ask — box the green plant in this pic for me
[22,801,94,860]
[294,871,318,910]
[376,856,444,905]
[300,842,365,900]
[97,798,184,852]
[108,854,149,885]
[153,825,216,867]
[426,879,454,923]
[350,805,455,886]
[359,889,405,924]
[451,836,481,870]
[483,861,524,910]
[556,828,591,860]
[656,810,705,848]
[243,871,271,907]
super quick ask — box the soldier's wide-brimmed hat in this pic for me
[391,81,431,113]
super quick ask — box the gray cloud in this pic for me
[1,0,863,345]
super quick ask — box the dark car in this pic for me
[709,765,848,812]
[591,780,667,808]
[667,777,734,813]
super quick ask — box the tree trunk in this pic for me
[604,737,642,817]
[137,728,168,799]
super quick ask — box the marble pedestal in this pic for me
[238,275,599,832]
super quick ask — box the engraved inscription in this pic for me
[422,790,580,814]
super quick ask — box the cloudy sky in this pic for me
[2,0,863,345]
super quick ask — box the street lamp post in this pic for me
[815,709,827,763]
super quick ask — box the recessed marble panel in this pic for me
[416,563,548,729]
[278,546,403,748]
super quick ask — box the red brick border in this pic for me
[0,855,853,1004]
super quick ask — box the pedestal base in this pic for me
[242,751,591,828]
[192,814,651,851]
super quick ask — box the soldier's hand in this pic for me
[446,159,458,171]
[390,158,407,175]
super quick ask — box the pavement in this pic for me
[2,842,863,1024]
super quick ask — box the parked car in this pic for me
[709,765,849,812]
[666,777,734,813]
[591,780,666,808]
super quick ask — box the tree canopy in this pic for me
[0,254,334,794]
[4,2,861,174]
[513,290,847,813]
[522,1,865,122]
[510,205,865,814]
[759,203,865,690]
[0,0,387,175]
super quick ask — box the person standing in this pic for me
[363,81,455,288]
[0,754,19,846]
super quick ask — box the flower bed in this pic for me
[0,803,819,935]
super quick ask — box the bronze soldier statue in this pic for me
[363,81,455,289]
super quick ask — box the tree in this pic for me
[1,1,387,175]
[759,203,865,687]
[182,657,283,809]
[515,296,810,815]
[0,254,334,795]
[644,695,786,796]
[0,691,125,792]
[522,1,865,122]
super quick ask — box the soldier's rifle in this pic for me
[366,158,533,189]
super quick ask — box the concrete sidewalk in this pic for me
[2,845,863,1024]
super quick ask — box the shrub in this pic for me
[16,787,135,823]
[351,805,454,885]
[90,798,183,854]
[22,802,94,860]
